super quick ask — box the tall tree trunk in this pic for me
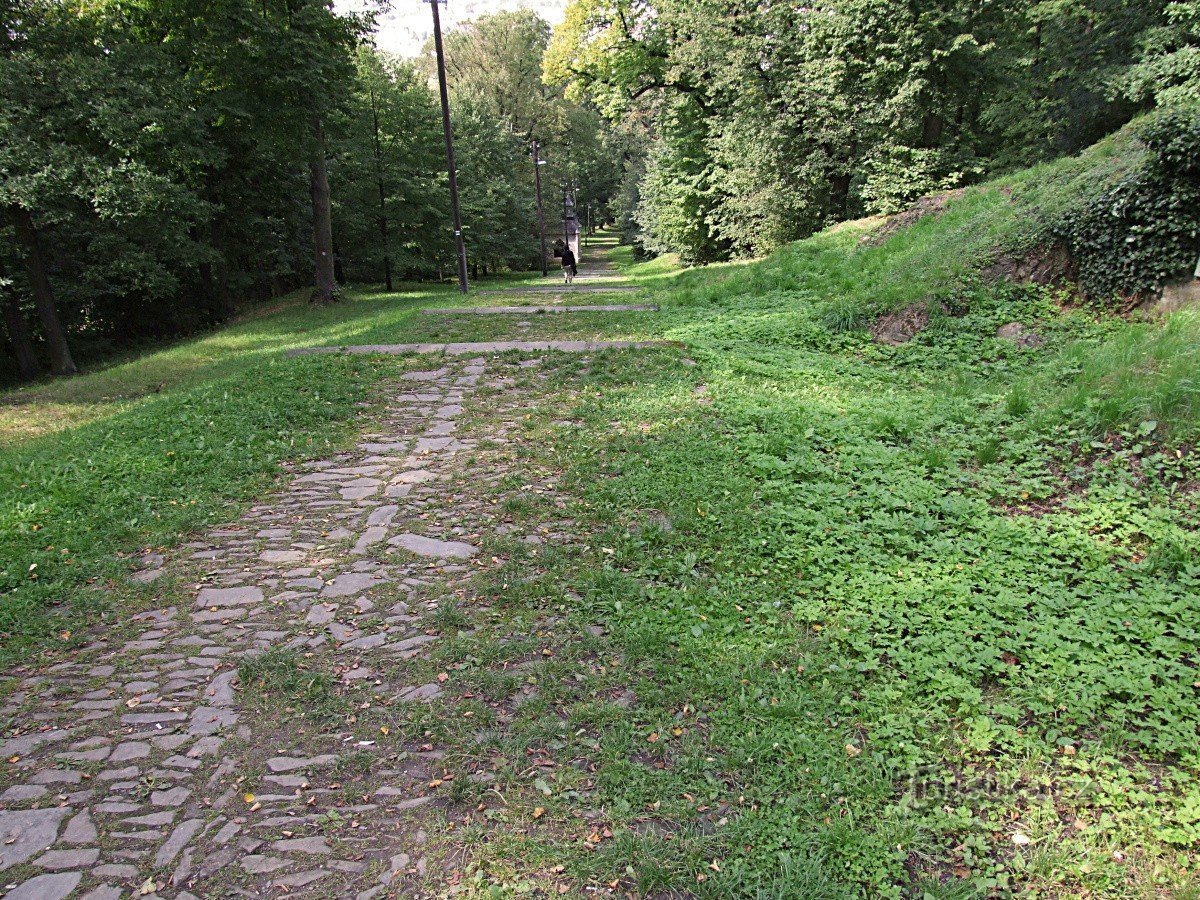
[921,112,944,149]
[370,85,394,292]
[9,206,76,376]
[827,173,852,222]
[332,237,346,286]
[209,217,234,320]
[309,118,337,305]
[2,293,40,380]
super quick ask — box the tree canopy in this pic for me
[546,0,1199,263]
[0,2,621,383]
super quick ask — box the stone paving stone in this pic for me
[272,836,331,854]
[275,869,330,888]
[0,350,625,896]
[193,586,263,609]
[389,533,478,559]
[3,872,83,900]
[155,818,203,866]
[242,855,290,874]
[266,754,338,773]
[60,809,98,843]
[34,847,101,869]
[321,572,384,597]
[0,807,71,870]
[110,740,151,761]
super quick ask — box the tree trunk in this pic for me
[827,173,852,222]
[209,218,234,320]
[921,112,944,149]
[370,86,394,292]
[9,206,76,376]
[309,118,337,305]
[332,237,346,286]
[2,293,40,380]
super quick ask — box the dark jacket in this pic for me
[560,248,577,273]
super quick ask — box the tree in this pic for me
[330,50,448,284]
[548,0,1180,262]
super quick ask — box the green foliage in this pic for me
[525,221,1200,893]
[1057,307,1200,435]
[329,50,448,282]
[549,0,1179,262]
[1053,109,1200,301]
[1120,0,1200,107]
[0,4,622,383]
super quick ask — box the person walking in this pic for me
[560,245,577,283]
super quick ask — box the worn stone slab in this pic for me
[3,872,82,900]
[35,847,100,869]
[321,572,384,597]
[61,810,97,844]
[0,807,70,871]
[0,729,71,758]
[155,818,204,867]
[194,586,263,609]
[273,836,330,854]
[289,340,670,357]
[422,303,656,315]
[266,754,338,773]
[389,533,478,559]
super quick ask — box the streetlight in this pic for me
[426,0,468,294]
[532,139,548,276]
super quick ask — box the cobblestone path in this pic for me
[0,356,576,899]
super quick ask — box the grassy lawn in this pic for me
[1,135,1197,896]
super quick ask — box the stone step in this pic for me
[420,304,656,315]
[289,340,673,356]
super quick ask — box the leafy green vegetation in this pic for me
[517,210,1199,894]
[370,207,1196,895]
[1,2,618,382]
[548,0,1199,272]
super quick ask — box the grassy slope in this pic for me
[464,136,1197,894]
[0,122,1196,897]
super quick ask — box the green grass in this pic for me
[394,129,1198,895]
[483,142,1195,894]
[1,122,1197,897]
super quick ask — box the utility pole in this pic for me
[428,0,468,294]
[532,139,548,276]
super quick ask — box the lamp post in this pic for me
[427,0,468,294]
[532,139,548,276]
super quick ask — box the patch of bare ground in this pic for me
[860,189,967,248]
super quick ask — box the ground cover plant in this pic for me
[379,177,1199,894]
[0,139,1195,898]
